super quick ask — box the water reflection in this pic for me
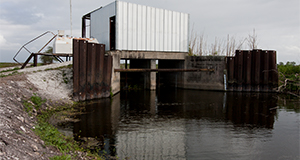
[73,89,299,159]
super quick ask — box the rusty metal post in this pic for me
[79,40,87,101]
[21,53,34,69]
[94,44,100,98]
[33,54,38,67]
[73,39,80,101]
[236,50,243,91]
[269,51,278,90]
[252,49,261,92]
[262,51,269,92]
[86,43,95,100]
[100,44,106,98]
[243,51,252,91]
[90,43,96,99]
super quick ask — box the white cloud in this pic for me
[0,34,6,44]
[33,13,45,19]
[0,0,299,64]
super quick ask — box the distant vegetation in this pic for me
[40,46,58,65]
[277,62,300,96]
[0,62,19,68]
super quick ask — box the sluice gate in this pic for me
[72,40,278,101]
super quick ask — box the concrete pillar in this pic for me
[131,59,156,90]
[149,60,156,90]
[110,51,121,95]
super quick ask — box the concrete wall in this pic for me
[111,52,121,95]
[183,56,226,91]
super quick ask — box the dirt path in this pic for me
[0,62,74,159]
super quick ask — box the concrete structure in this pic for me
[182,56,226,91]
[110,51,187,94]
[79,2,277,96]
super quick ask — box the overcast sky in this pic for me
[0,0,299,64]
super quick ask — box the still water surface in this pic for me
[72,89,299,160]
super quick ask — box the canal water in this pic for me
[72,89,299,160]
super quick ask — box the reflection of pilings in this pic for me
[225,92,277,128]
[73,95,121,139]
[149,91,157,115]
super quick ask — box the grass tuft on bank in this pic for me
[23,94,103,160]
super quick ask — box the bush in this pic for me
[278,62,300,95]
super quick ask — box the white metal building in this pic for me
[82,0,189,52]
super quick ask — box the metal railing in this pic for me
[13,31,57,68]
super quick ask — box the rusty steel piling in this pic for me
[73,39,112,101]
[226,49,278,92]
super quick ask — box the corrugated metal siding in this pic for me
[90,1,189,52]
[116,1,189,52]
[90,2,116,51]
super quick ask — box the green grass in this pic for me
[23,94,103,159]
[0,67,20,73]
[0,62,19,68]
[0,71,23,78]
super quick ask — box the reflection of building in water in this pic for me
[117,119,186,160]
[73,90,278,159]
[73,94,120,155]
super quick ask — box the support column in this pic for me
[110,51,121,95]
[150,59,156,90]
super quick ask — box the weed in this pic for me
[62,70,69,84]
[30,93,46,110]
[110,88,113,98]
[24,102,34,113]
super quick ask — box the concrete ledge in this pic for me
[109,50,187,60]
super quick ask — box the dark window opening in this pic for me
[110,16,116,50]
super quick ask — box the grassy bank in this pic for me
[23,94,103,160]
